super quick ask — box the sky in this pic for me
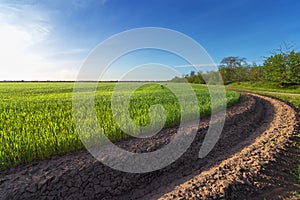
[0,0,300,81]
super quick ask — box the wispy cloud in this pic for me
[0,3,53,80]
[47,48,89,58]
[174,63,219,68]
[71,0,107,11]
[0,3,52,39]
[0,2,85,80]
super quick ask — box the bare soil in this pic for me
[0,93,299,200]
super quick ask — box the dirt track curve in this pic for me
[0,93,299,200]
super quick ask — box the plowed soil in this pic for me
[0,93,299,200]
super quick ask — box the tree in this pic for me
[185,71,205,84]
[202,71,222,84]
[248,65,264,82]
[235,65,250,82]
[287,51,300,84]
[263,43,300,85]
[194,71,205,84]
[169,76,186,82]
[219,56,247,83]
[218,66,231,84]
[220,56,247,68]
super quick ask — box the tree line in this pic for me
[171,45,300,85]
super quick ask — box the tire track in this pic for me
[149,94,298,200]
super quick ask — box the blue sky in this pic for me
[0,0,300,80]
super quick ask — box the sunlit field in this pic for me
[0,82,240,170]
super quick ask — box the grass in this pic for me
[0,82,240,170]
[227,81,300,109]
[226,82,300,109]
[228,81,300,94]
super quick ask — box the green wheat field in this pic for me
[0,82,240,170]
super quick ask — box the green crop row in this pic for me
[0,82,240,170]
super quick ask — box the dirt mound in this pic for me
[0,94,298,199]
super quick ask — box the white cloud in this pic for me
[55,68,80,81]
[46,48,89,60]
[72,0,108,8]
[0,4,52,39]
[174,63,219,68]
[0,3,51,80]
[0,24,45,80]
[0,3,83,81]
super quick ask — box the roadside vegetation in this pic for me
[227,84,300,109]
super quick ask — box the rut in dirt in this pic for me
[152,94,298,200]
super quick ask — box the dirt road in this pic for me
[144,94,299,200]
[0,93,298,199]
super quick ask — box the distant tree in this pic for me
[248,65,264,82]
[263,43,300,85]
[235,65,250,82]
[219,56,247,83]
[218,66,230,84]
[169,76,186,82]
[194,72,205,84]
[202,71,222,85]
[185,71,205,84]
[220,56,247,68]
[287,50,300,84]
